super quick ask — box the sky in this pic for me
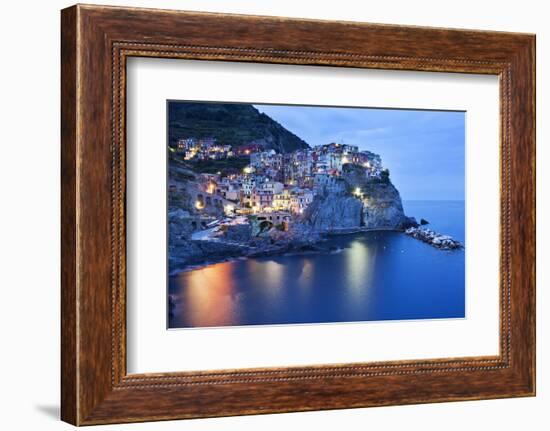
[255,104,465,201]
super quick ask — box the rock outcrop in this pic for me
[405,227,463,250]
[168,220,324,274]
[361,182,417,230]
[302,192,363,232]
[168,238,251,274]
[341,163,417,230]
[302,173,416,233]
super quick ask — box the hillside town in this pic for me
[167,102,462,284]
[171,137,385,229]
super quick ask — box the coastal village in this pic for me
[170,137,384,231]
[167,105,463,275]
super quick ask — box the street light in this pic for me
[224,204,234,215]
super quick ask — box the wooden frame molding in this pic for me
[61,4,535,425]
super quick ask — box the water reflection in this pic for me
[248,259,285,294]
[297,259,313,290]
[346,240,369,290]
[169,226,465,328]
[178,262,237,327]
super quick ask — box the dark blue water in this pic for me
[168,201,465,328]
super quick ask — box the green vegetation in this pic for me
[168,152,197,181]
[168,149,250,178]
[168,102,309,153]
[380,168,390,183]
[168,189,191,210]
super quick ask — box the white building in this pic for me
[257,180,284,195]
[289,188,314,214]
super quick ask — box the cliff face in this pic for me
[302,170,416,232]
[345,163,416,230]
[361,182,415,229]
[168,102,309,153]
[304,193,363,231]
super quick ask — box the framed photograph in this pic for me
[165,100,465,330]
[61,4,536,425]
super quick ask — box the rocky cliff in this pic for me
[302,166,417,232]
[360,182,416,229]
[303,192,363,231]
[347,163,416,230]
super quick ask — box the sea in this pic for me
[168,200,465,329]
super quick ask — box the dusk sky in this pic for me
[255,104,465,201]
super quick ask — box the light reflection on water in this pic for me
[179,263,238,327]
[297,259,313,290]
[343,238,376,315]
